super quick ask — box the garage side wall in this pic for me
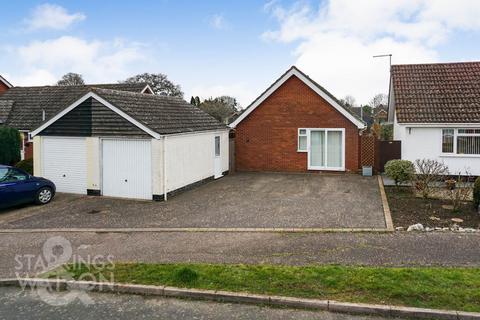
[164,130,229,193]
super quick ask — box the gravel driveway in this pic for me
[0,172,386,229]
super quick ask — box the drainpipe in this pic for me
[163,136,168,201]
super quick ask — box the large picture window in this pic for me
[441,128,480,155]
[298,128,344,170]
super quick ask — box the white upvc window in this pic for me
[297,128,345,171]
[441,128,480,155]
[298,128,307,152]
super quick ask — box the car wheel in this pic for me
[36,187,53,205]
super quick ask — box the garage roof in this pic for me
[31,88,227,138]
[0,83,150,130]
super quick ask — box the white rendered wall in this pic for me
[164,130,229,193]
[399,125,480,175]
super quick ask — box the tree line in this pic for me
[56,72,239,123]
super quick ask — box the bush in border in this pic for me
[474,177,480,211]
[384,159,414,187]
[0,126,21,165]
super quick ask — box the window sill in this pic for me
[439,154,480,158]
[297,150,307,153]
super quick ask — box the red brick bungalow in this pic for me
[0,75,12,94]
[230,66,366,173]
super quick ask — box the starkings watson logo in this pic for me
[14,236,115,306]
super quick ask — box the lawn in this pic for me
[386,186,480,229]
[45,263,480,312]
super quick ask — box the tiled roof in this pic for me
[0,100,14,124]
[391,62,480,123]
[0,83,148,130]
[92,88,226,134]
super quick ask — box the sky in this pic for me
[1,0,480,108]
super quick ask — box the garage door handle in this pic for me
[62,174,66,177]
[124,179,128,182]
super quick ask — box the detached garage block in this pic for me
[31,88,229,200]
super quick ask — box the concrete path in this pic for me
[0,286,405,320]
[2,231,479,278]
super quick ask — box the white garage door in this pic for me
[42,137,87,194]
[102,139,152,200]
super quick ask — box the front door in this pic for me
[307,129,345,171]
[214,135,222,178]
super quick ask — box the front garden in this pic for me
[384,159,480,230]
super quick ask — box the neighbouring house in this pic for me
[230,66,366,172]
[389,61,480,176]
[29,88,229,200]
[0,75,12,94]
[374,105,388,124]
[349,105,388,129]
[0,83,153,160]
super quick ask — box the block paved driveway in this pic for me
[0,172,386,229]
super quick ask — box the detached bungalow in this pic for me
[389,61,480,175]
[29,88,229,200]
[230,66,366,172]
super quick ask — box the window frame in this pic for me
[297,128,308,152]
[0,168,29,183]
[440,128,480,157]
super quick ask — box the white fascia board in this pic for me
[0,75,13,88]
[229,68,365,129]
[399,123,480,128]
[30,91,161,139]
[141,84,154,94]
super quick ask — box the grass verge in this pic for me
[43,263,480,312]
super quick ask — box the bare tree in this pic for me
[57,73,85,86]
[414,159,449,198]
[343,95,357,108]
[198,96,239,124]
[370,93,388,109]
[123,73,183,97]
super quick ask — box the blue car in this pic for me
[0,165,56,210]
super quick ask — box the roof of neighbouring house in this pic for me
[0,100,14,124]
[391,61,480,123]
[0,83,150,130]
[90,88,227,135]
[0,75,12,88]
[31,88,227,137]
[230,66,365,129]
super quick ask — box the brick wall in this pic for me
[235,75,361,172]
[0,82,9,94]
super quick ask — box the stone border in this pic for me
[1,278,478,320]
[378,175,395,231]
[0,227,392,233]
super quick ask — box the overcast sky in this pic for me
[1,0,480,107]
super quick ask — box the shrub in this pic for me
[446,172,473,212]
[384,160,414,186]
[0,126,21,165]
[15,158,33,175]
[414,159,449,199]
[173,267,199,284]
[474,177,480,210]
